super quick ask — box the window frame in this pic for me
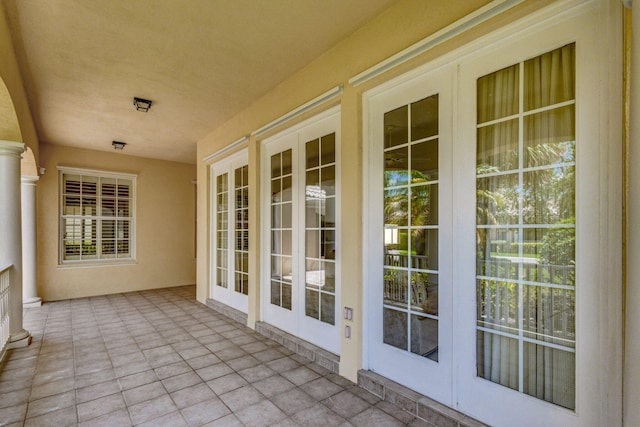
[58,166,137,265]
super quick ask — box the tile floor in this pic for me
[0,286,429,426]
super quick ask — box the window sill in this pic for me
[57,261,138,269]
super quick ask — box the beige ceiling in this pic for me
[4,0,396,164]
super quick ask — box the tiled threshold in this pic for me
[205,298,248,326]
[358,370,488,427]
[205,298,485,426]
[204,299,340,374]
[254,322,340,374]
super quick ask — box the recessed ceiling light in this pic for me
[112,141,126,150]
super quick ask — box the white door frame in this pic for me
[362,1,621,425]
[260,106,342,354]
[364,66,454,405]
[210,149,249,314]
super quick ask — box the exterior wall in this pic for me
[0,1,38,159]
[625,2,640,426]
[196,0,558,383]
[37,143,196,301]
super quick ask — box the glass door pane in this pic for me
[216,173,229,289]
[210,152,249,314]
[475,44,576,409]
[270,149,293,310]
[305,133,336,325]
[383,94,440,361]
[234,165,249,295]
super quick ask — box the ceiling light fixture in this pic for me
[133,97,152,112]
[112,141,126,150]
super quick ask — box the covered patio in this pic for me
[0,286,421,427]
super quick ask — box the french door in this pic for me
[366,68,454,404]
[365,2,616,426]
[261,107,340,354]
[210,150,249,313]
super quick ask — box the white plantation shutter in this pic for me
[59,167,136,263]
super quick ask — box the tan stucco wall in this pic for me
[0,1,38,160]
[37,143,196,301]
[196,0,557,382]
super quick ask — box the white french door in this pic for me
[366,67,454,405]
[210,150,249,313]
[365,2,618,426]
[261,107,341,354]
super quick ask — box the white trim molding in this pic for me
[56,166,138,179]
[202,135,249,163]
[251,85,343,138]
[348,0,525,87]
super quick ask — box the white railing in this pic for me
[0,264,11,357]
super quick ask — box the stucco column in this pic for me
[626,0,639,425]
[21,175,41,307]
[0,140,31,347]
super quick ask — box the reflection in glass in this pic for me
[523,285,575,347]
[305,133,337,325]
[306,289,319,319]
[282,150,292,175]
[411,314,438,361]
[412,230,438,271]
[477,119,519,172]
[476,44,576,408]
[383,268,408,306]
[523,342,575,409]
[321,166,335,196]
[282,283,292,310]
[477,64,519,124]
[382,94,439,361]
[271,153,281,178]
[384,189,409,226]
[476,174,518,225]
[524,106,575,168]
[307,138,319,169]
[384,147,408,187]
[411,140,438,181]
[234,165,249,295]
[321,133,336,164]
[410,272,438,315]
[411,95,438,141]
[410,184,438,226]
[384,105,408,148]
[306,169,319,188]
[216,173,228,289]
[384,308,408,350]
[306,229,320,259]
[282,176,292,202]
[523,167,575,225]
[477,332,519,390]
[271,150,293,311]
[271,281,280,306]
[321,294,335,324]
[384,229,408,268]
[524,44,575,111]
[476,279,519,335]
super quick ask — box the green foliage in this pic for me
[539,218,575,265]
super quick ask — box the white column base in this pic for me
[23,297,42,308]
[7,329,32,348]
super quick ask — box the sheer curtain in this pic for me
[476,44,576,409]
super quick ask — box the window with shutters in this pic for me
[59,167,136,263]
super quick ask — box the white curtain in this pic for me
[476,44,576,409]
